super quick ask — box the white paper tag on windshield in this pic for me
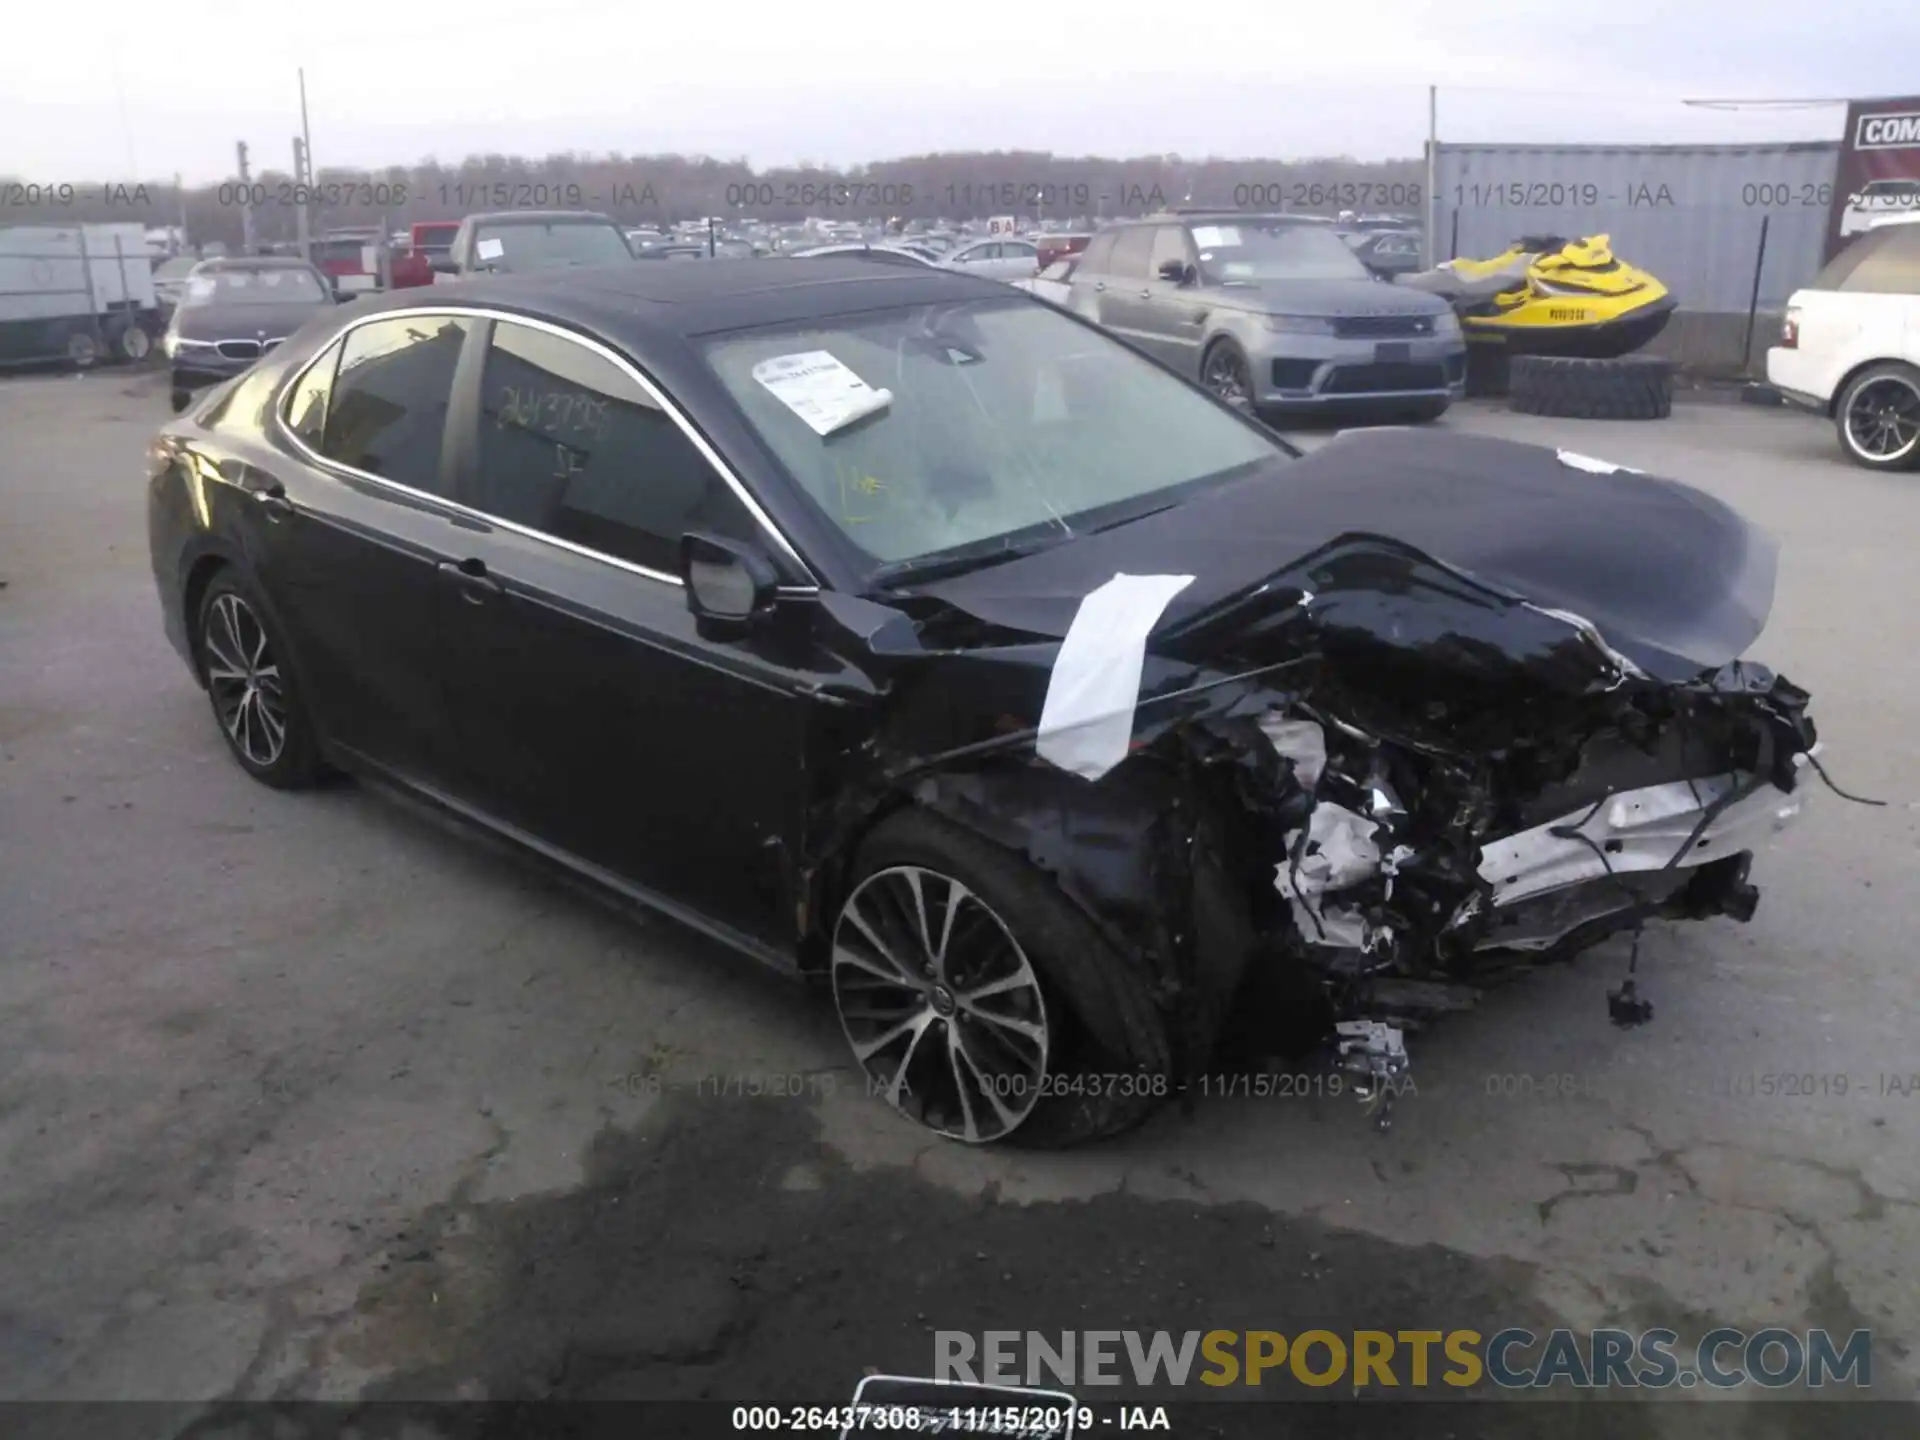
[1037,573,1195,782]
[1190,226,1240,248]
[475,237,504,261]
[1557,448,1642,474]
[751,351,895,436]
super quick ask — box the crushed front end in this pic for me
[1117,538,1822,1125]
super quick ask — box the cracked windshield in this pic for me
[2,4,1916,1438]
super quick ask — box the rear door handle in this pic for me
[1093,281,1106,292]
[1139,288,1152,299]
[437,558,503,603]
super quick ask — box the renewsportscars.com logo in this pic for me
[935,1327,1873,1391]
[1856,112,1920,149]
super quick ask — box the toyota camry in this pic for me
[148,258,1823,1146]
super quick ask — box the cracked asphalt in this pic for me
[3,369,1918,1436]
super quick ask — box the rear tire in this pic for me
[66,329,100,370]
[1510,354,1674,420]
[832,807,1173,1148]
[1834,362,1920,471]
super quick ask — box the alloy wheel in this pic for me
[1846,376,1920,462]
[831,865,1050,1143]
[203,592,289,769]
[1203,345,1251,406]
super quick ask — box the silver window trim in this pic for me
[272,304,821,591]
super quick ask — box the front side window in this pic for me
[700,296,1287,575]
[470,222,634,272]
[471,321,758,573]
[319,315,473,493]
[1148,226,1193,278]
[283,339,342,445]
[1190,219,1374,283]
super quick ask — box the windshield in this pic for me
[181,267,328,305]
[472,221,634,270]
[701,297,1286,575]
[1190,219,1373,283]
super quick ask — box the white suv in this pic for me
[1767,220,1920,471]
[1839,178,1920,238]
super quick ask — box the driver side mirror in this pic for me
[1158,259,1195,284]
[430,256,459,275]
[681,532,779,629]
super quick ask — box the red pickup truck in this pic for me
[389,221,460,289]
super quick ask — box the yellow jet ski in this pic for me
[1397,234,1676,359]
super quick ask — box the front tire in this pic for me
[1200,338,1254,410]
[1835,363,1920,471]
[196,571,325,789]
[831,808,1172,1147]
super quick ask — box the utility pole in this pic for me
[1425,85,1438,268]
[293,137,312,262]
[236,140,256,254]
[174,171,187,251]
[298,69,316,258]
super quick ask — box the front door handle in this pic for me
[1093,281,1106,292]
[437,558,503,604]
[250,480,293,521]
[1140,288,1152,299]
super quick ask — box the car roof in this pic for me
[1127,211,1333,227]
[195,256,321,271]
[353,256,1009,339]
[465,210,620,226]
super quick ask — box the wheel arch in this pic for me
[180,549,239,684]
[799,756,1260,1071]
[1828,355,1920,418]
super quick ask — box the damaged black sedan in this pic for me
[147,258,1821,1147]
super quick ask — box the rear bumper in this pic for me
[1765,348,1831,412]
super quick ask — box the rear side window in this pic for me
[1838,224,1920,294]
[469,320,759,574]
[1107,227,1155,280]
[319,315,473,494]
[1077,231,1117,273]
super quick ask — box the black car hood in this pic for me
[173,301,333,342]
[912,429,1778,685]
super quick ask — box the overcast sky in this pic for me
[3,0,1915,182]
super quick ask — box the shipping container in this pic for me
[1432,142,1842,372]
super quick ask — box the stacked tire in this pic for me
[1509,355,1674,420]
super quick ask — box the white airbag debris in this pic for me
[1556,449,1642,475]
[1035,572,1195,781]
[1277,801,1388,949]
[1258,715,1328,788]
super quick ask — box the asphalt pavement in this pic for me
[2,369,1916,1437]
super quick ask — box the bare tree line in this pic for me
[3,150,1425,248]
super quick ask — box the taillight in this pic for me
[1780,308,1800,349]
